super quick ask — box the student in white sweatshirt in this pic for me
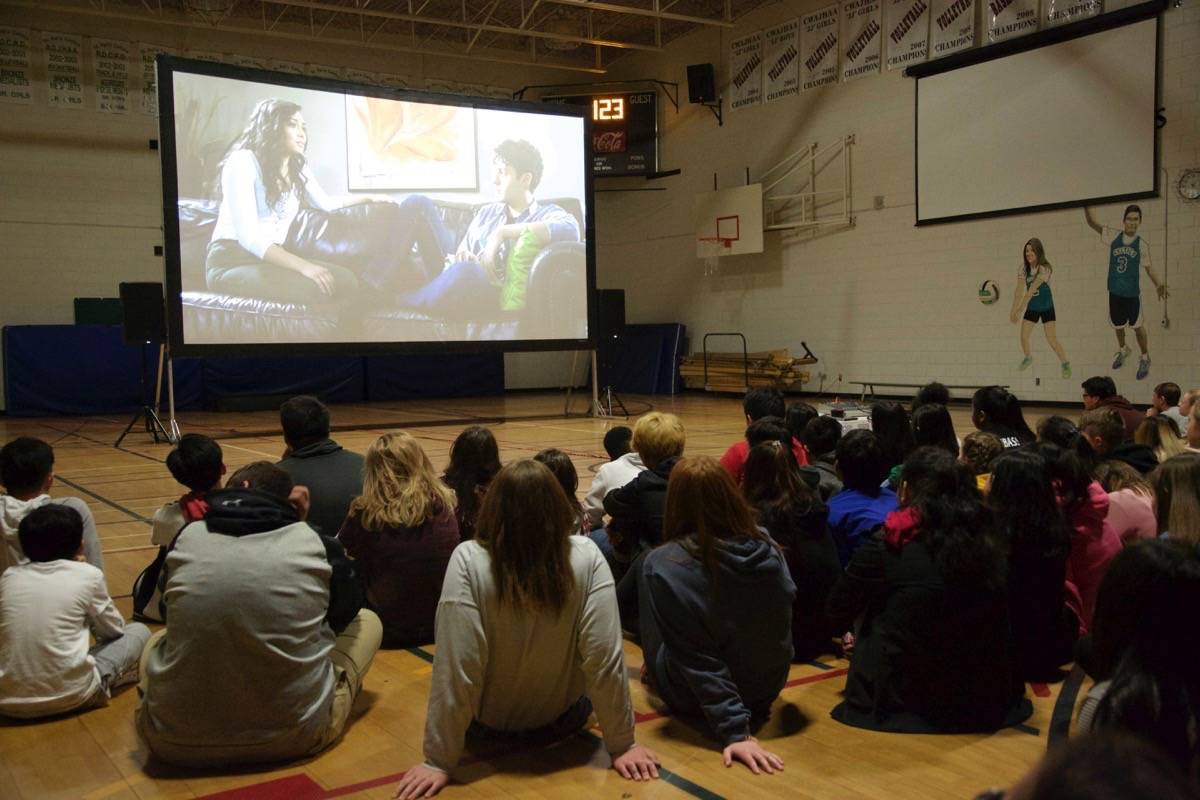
[394,459,661,800]
[1,437,102,575]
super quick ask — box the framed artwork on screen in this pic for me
[345,95,477,191]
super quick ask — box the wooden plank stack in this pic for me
[678,349,816,393]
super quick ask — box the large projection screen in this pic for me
[158,57,593,355]
[915,17,1157,224]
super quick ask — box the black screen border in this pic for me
[157,55,597,357]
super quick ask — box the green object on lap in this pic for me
[499,231,542,312]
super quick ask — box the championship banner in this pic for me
[93,38,130,114]
[930,0,975,58]
[802,5,840,90]
[44,32,84,108]
[1043,0,1100,27]
[986,0,1038,43]
[139,44,169,116]
[764,20,800,103]
[0,26,33,104]
[886,0,929,70]
[842,0,882,82]
[306,64,343,81]
[271,59,305,74]
[186,50,224,63]
[343,68,379,86]
[730,31,763,110]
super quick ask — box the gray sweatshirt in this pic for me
[0,494,103,576]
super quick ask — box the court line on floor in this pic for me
[53,475,152,525]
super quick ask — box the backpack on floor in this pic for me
[131,546,168,623]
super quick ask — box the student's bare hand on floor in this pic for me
[613,744,661,781]
[393,764,449,799]
[723,737,784,775]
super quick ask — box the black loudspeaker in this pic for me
[596,289,626,337]
[687,63,717,104]
[119,282,166,345]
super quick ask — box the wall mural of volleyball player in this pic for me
[1010,238,1071,378]
[1084,205,1168,381]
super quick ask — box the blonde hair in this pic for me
[632,412,685,469]
[350,431,456,530]
[1136,417,1187,463]
[1151,453,1200,545]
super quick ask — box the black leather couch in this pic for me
[176,197,586,343]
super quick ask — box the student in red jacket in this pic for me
[719,388,809,483]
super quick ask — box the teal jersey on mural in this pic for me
[1025,267,1054,311]
[1108,233,1141,298]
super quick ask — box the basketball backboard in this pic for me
[694,184,764,257]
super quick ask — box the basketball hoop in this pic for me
[698,236,732,276]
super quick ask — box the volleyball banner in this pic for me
[139,45,170,116]
[929,0,975,58]
[1043,0,1100,27]
[44,32,84,108]
[93,39,131,114]
[842,0,882,82]
[802,5,840,89]
[0,26,32,104]
[986,0,1038,43]
[764,20,801,102]
[730,31,763,110]
[886,0,930,70]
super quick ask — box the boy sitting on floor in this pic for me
[0,505,150,718]
[151,434,226,546]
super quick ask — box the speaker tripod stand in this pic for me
[115,342,180,447]
[591,340,628,418]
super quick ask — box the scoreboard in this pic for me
[548,91,658,177]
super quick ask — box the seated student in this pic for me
[1076,540,1200,782]
[784,402,819,445]
[719,388,808,484]
[827,430,898,566]
[871,401,916,488]
[1150,452,1200,545]
[393,460,660,799]
[338,432,459,648]
[829,447,1031,733]
[1137,417,1187,464]
[960,431,1003,492]
[1189,402,1200,451]
[989,449,1079,681]
[1146,381,1189,437]
[137,462,381,767]
[276,396,365,537]
[0,506,150,719]
[599,412,685,578]
[1081,376,1142,443]
[534,448,587,534]
[442,425,501,542]
[912,403,959,459]
[1093,460,1158,544]
[1079,408,1158,474]
[638,456,794,775]
[743,442,841,662]
[1036,414,1080,450]
[972,386,1035,449]
[911,381,950,413]
[801,416,843,501]
[1,437,103,575]
[583,427,646,530]
[603,426,633,460]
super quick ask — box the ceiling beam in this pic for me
[540,0,736,27]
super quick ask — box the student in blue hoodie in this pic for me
[638,456,795,775]
[826,430,898,566]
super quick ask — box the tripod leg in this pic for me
[115,409,144,448]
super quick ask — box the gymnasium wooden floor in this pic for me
[0,392,1090,799]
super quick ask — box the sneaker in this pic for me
[1136,356,1150,381]
[1061,362,1072,379]
[1112,346,1131,369]
[1017,356,1033,371]
[105,664,140,693]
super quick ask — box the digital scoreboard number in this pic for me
[549,91,658,177]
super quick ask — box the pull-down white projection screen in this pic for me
[916,17,1157,224]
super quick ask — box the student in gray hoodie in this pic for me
[638,456,795,776]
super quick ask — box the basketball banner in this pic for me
[764,20,800,103]
[986,0,1038,43]
[929,0,975,58]
[802,5,840,90]
[0,26,33,104]
[886,0,930,70]
[93,39,131,114]
[1043,0,1100,27]
[842,0,882,82]
[44,32,84,108]
[730,31,763,110]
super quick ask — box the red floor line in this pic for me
[785,667,849,688]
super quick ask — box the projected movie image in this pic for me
[168,65,588,347]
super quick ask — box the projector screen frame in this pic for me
[909,0,1165,227]
[157,55,598,357]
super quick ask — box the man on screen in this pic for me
[1083,205,1168,381]
[369,139,581,320]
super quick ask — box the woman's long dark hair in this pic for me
[1089,540,1200,780]
[214,98,308,206]
[871,401,916,468]
[1031,440,1096,515]
[988,449,1070,560]
[912,403,959,459]
[444,425,502,533]
[899,447,1004,588]
[1022,237,1052,281]
[742,441,826,547]
[973,386,1035,444]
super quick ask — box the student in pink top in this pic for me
[1092,461,1157,544]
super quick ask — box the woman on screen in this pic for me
[1010,238,1071,378]
[206,99,383,306]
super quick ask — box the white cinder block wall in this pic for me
[598,0,1200,404]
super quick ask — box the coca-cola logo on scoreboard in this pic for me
[593,131,627,153]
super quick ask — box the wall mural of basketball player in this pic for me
[1084,205,1168,381]
[1010,238,1071,378]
